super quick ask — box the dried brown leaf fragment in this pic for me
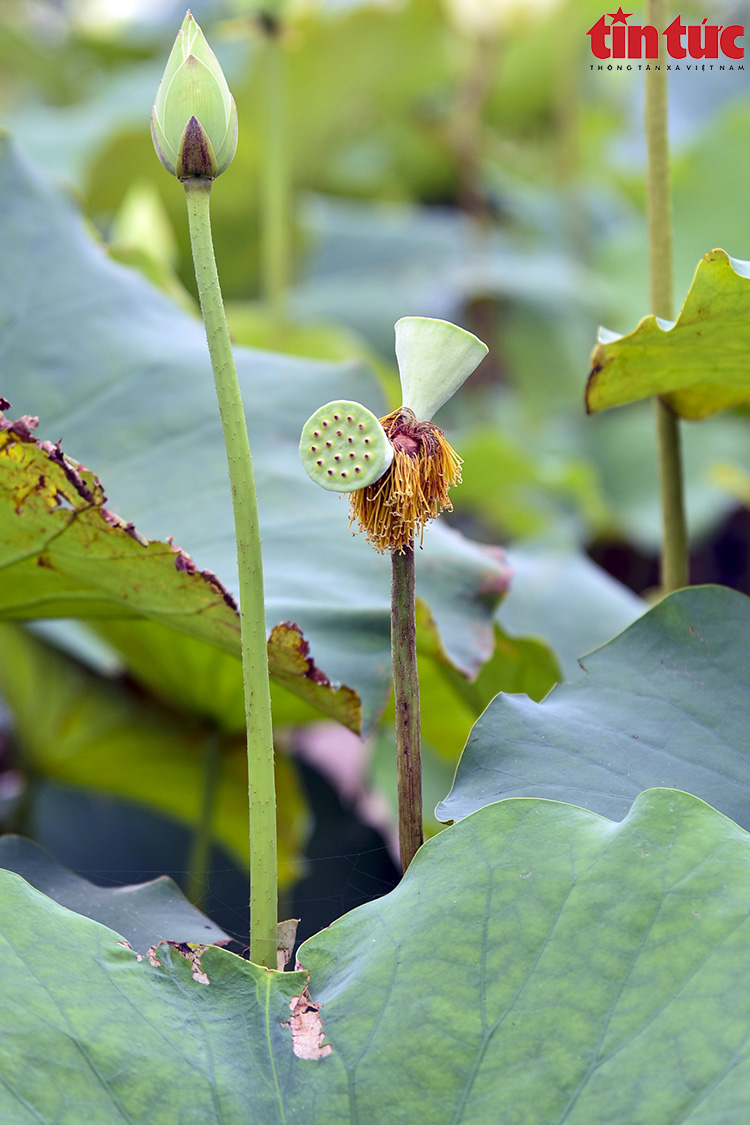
[285,987,333,1060]
[146,940,210,984]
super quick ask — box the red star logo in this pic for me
[608,6,632,21]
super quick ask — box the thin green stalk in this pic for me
[448,33,498,222]
[645,0,689,591]
[391,545,423,872]
[554,12,587,263]
[259,24,289,337]
[186,729,222,911]
[184,177,278,969]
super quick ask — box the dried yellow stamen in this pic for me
[348,408,462,553]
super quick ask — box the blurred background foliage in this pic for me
[1,0,749,948]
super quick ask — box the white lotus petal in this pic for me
[395,317,488,421]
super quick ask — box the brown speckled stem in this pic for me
[391,544,423,872]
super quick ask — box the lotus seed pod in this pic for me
[395,317,488,422]
[299,400,393,492]
[151,11,238,180]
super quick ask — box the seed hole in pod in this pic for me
[334,454,342,462]
[325,441,333,448]
[310,445,317,452]
[313,430,320,438]
[322,420,329,427]
[364,453,371,460]
[358,423,364,430]
[354,466,361,473]
[327,469,334,476]
[347,437,354,444]
[316,460,323,466]
[336,429,343,437]
[347,415,354,423]
[340,471,348,478]
[364,437,371,444]
[349,452,355,459]
[333,413,340,421]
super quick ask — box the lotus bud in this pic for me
[151,11,238,181]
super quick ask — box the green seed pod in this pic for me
[299,400,393,492]
[151,11,238,180]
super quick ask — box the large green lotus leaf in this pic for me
[298,789,750,1121]
[85,615,359,734]
[60,563,535,763]
[87,587,539,752]
[0,835,229,953]
[439,585,750,826]
[500,546,645,681]
[0,871,309,1124]
[587,249,750,420]
[0,136,507,733]
[0,418,243,634]
[64,545,516,743]
[0,623,308,884]
[5,789,750,1121]
[0,417,360,730]
[0,414,243,625]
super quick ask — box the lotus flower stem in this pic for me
[645,0,689,592]
[183,177,278,969]
[298,319,487,873]
[259,21,289,336]
[391,545,423,871]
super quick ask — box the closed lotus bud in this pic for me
[151,10,238,180]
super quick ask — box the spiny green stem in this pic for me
[184,177,277,969]
[259,27,289,337]
[186,729,222,911]
[391,545,423,872]
[646,0,689,591]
